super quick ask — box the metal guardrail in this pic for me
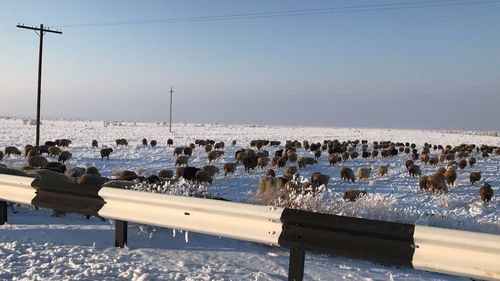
[0,173,499,281]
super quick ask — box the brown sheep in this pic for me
[427,172,448,193]
[377,165,388,177]
[223,162,237,177]
[100,148,113,160]
[243,155,258,173]
[343,189,367,202]
[407,164,421,178]
[305,157,317,166]
[257,156,269,169]
[286,166,298,176]
[231,140,236,146]
[420,153,430,165]
[26,148,41,159]
[92,140,98,148]
[297,157,306,169]
[444,167,457,187]
[287,151,297,163]
[202,165,219,177]
[266,169,275,177]
[167,139,174,146]
[48,146,61,157]
[183,146,193,156]
[150,140,157,147]
[458,159,467,170]
[116,170,138,181]
[435,167,446,174]
[357,167,372,181]
[205,144,212,153]
[419,175,428,191]
[86,166,101,176]
[24,145,34,157]
[470,172,481,185]
[28,155,48,168]
[350,151,359,160]
[195,170,213,184]
[175,155,189,167]
[142,138,148,146]
[173,146,184,156]
[340,167,355,183]
[311,172,329,187]
[328,154,340,166]
[158,169,174,178]
[405,160,414,170]
[77,174,109,186]
[208,150,224,163]
[314,149,321,159]
[58,151,72,163]
[4,146,21,156]
[480,182,494,203]
[468,157,476,167]
[115,138,128,146]
[236,151,247,163]
[59,139,72,148]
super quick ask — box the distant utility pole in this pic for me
[16,23,62,146]
[169,85,174,133]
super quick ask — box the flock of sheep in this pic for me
[0,136,497,209]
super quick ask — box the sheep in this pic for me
[311,172,329,187]
[223,162,237,177]
[202,165,219,177]
[480,182,494,203]
[372,150,379,158]
[92,140,98,148]
[377,165,388,177]
[48,146,61,157]
[257,156,269,169]
[214,142,224,150]
[65,167,86,178]
[208,150,224,163]
[470,171,481,185]
[274,149,284,157]
[180,167,200,181]
[287,151,297,163]
[297,157,306,169]
[24,145,34,157]
[235,150,246,163]
[195,169,213,184]
[58,151,72,163]
[419,175,428,191]
[243,155,258,173]
[427,172,448,194]
[444,167,457,187]
[150,140,157,147]
[115,170,139,181]
[266,169,275,177]
[256,150,270,158]
[357,167,372,181]
[4,146,21,156]
[173,146,184,156]
[28,155,48,168]
[59,139,72,148]
[407,164,421,178]
[26,148,41,159]
[183,146,193,156]
[314,149,321,159]
[115,138,128,146]
[231,140,236,146]
[175,155,189,167]
[286,166,298,176]
[429,156,438,166]
[350,151,359,160]
[45,141,56,147]
[167,139,174,146]
[343,189,367,202]
[142,138,148,146]
[100,148,113,160]
[328,154,340,166]
[158,169,174,178]
[37,145,49,155]
[468,157,476,167]
[340,167,355,183]
[86,166,101,176]
[458,159,467,170]
[77,174,109,186]
[205,144,213,153]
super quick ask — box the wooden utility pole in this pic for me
[16,24,62,146]
[169,85,174,133]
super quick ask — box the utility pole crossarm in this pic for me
[16,24,62,34]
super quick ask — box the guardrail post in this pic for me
[0,201,7,225]
[115,220,127,248]
[288,247,305,281]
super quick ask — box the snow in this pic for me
[1,117,499,280]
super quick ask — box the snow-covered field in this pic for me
[0,117,498,280]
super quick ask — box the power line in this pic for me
[53,0,500,28]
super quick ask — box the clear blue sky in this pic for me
[1,0,499,130]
